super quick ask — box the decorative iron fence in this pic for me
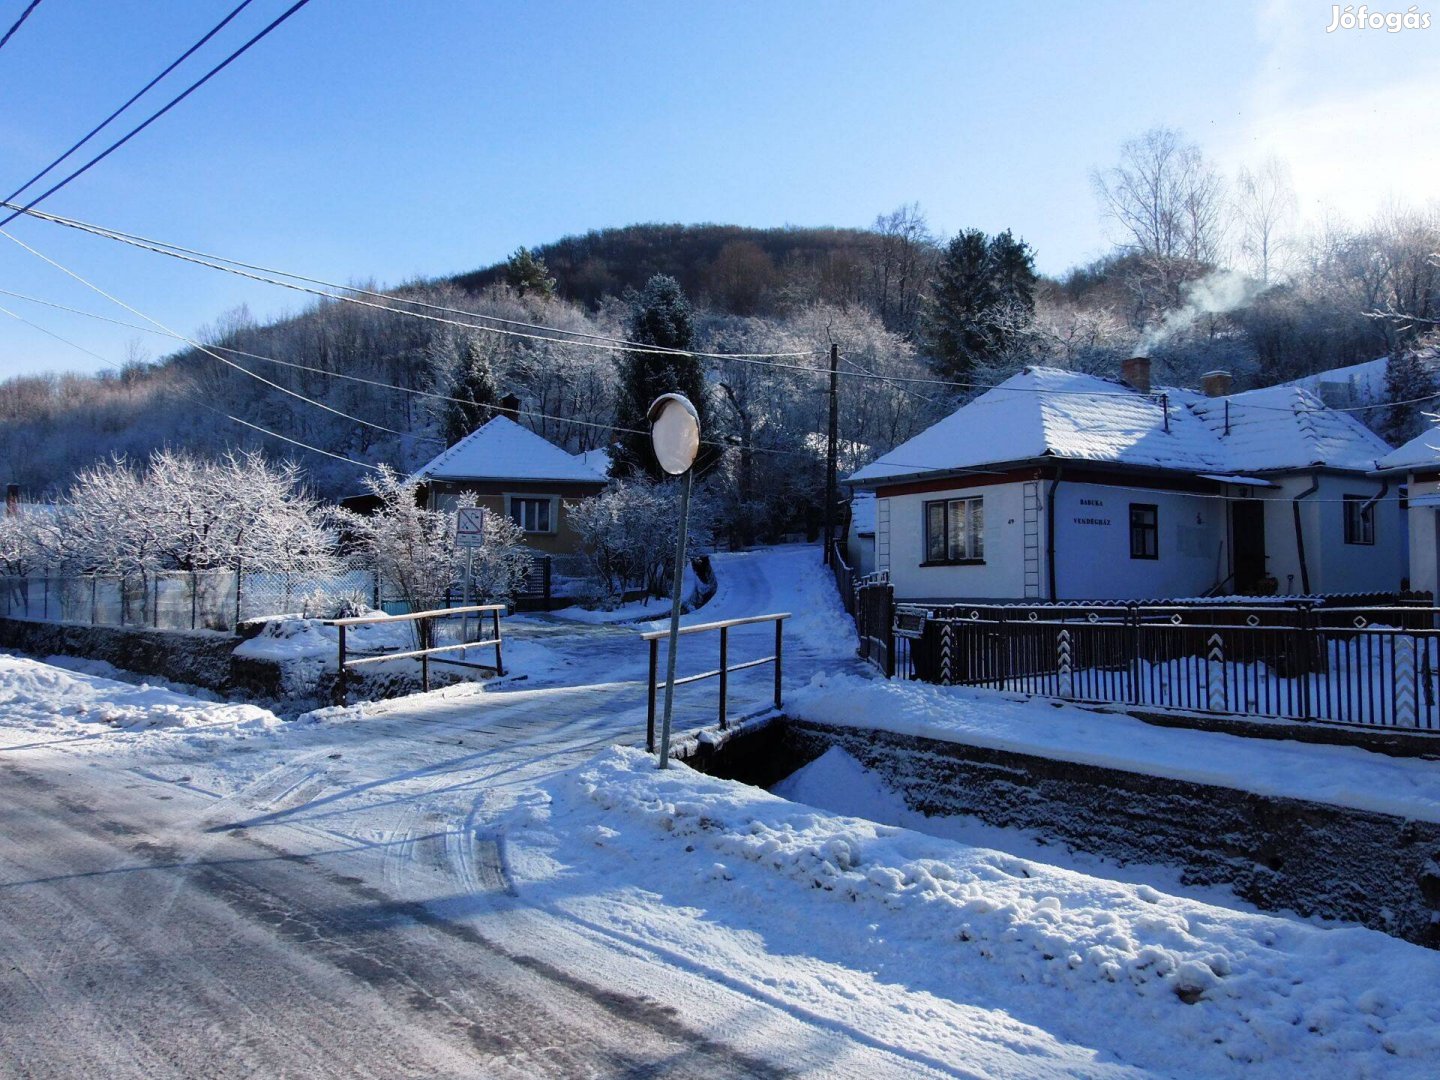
[896,600,1440,730]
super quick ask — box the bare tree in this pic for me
[1234,157,1297,284]
[868,203,936,331]
[1093,128,1228,311]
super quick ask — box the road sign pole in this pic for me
[647,392,702,771]
[657,466,693,770]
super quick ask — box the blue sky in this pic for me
[0,0,1434,376]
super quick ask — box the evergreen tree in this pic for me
[504,247,557,298]
[442,337,499,445]
[612,275,708,480]
[1382,346,1436,444]
[922,228,1038,379]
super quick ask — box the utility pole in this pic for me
[823,342,839,566]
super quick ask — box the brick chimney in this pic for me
[1201,370,1233,398]
[5,484,17,517]
[1121,356,1152,395]
[498,393,521,421]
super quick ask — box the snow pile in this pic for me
[234,616,415,662]
[515,746,1440,1076]
[0,653,281,736]
[788,672,1440,824]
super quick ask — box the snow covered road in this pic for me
[5,543,1434,1078]
[0,546,945,1078]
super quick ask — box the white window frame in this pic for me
[505,494,559,535]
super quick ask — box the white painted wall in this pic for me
[873,470,1408,603]
[1252,474,1406,595]
[1052,483,1225,600]
[1406,474,1440,596]
[1304,474,1406,595]
[880,482,1029,601]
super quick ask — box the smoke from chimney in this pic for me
[1121,356,1152,396]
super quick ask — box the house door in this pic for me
[1233,500,1266,594]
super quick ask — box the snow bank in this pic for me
[0,653,281,738]
[233,616,413,662]
[512,746,1440,1077]
[788,672,1440,824]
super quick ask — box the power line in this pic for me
[2,201,819,361]
[4,283,1410,499]
[12,199,1409,414]
[0,0,311,229]
[3,0,258,207]
[0,298,378,471]
[0,0,42,56]
[0,281,870,470]
[3,281,1424,486]
[1,227,437,452]
[5,202,1430,416]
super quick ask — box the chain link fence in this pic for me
[1,559,380,633]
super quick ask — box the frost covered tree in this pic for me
[56,450,337,577]
[339,467,531,613]
[1382,338,1439,444]
[569,478,712,599]
[612,275,709,480]
[440,335,499,445]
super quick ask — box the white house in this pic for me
[848,359,1406,603]
[1377,426,1440,595]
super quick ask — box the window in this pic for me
[923,497,984,563]
[1343,495,1375,545]
[1129,504,1158,559]
[508,496,554,534]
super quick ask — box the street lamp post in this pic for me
[649,393,700,769]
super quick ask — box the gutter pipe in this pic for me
[1292,473,1320,595]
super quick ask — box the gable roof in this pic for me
[413,415,608,484]
[849,366,1392,486]
[1377,426,1440,473]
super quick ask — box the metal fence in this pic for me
[1,562,380,633]
[893,599,1440,730]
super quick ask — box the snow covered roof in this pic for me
[1377,426,1440,472]
[1279,357,1388,408]
[413,416,608,484]
[849,366,1393,485]
[849,491,876,535]
[576,447,612,477]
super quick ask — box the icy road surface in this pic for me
[4,544,1435,1078]
[0,546,950,1078]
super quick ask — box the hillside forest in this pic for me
[2,128,1438,544]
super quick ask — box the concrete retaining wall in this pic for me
[690,716,1440,947]
[0,617,286,698]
